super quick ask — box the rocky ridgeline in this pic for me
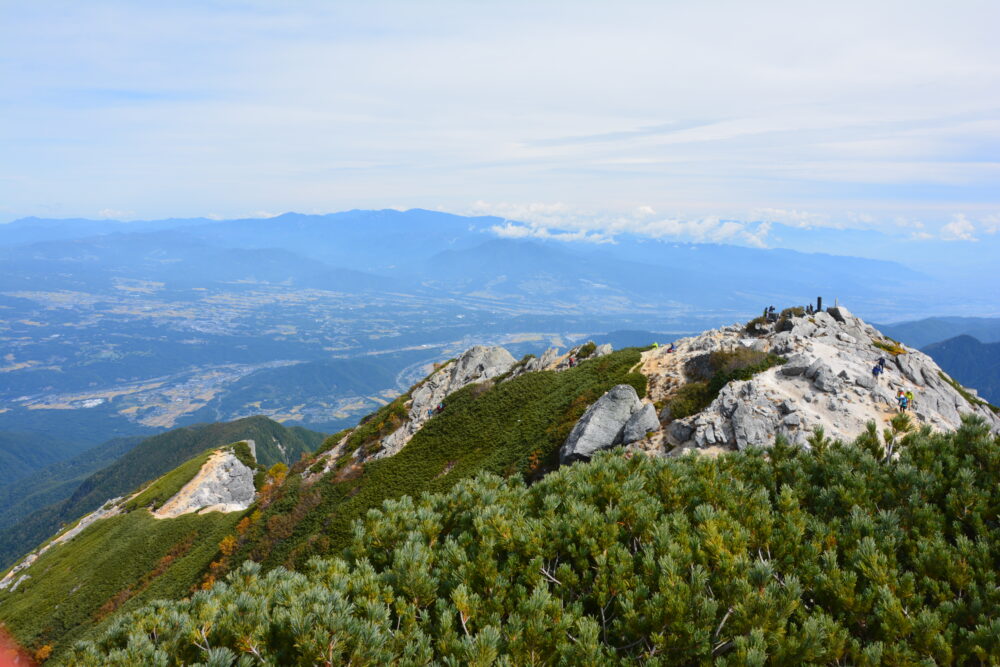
[307,340,615,478]
[639,306,1000,454]
[373,345,517,460]
[308,345,519,477]
[515,342,613,376]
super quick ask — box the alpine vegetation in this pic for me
[3,308,998,663]
[69,417,1000,665]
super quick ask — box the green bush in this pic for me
[230,441,258,471]
[576,341,597,359]
[780,306,805,318]
[744,315,768,334]
[69,417,1000,665]
[665,381,712,419]
[873,339,907,356]
[667,350,785,420]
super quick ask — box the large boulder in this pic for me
[560,385,643,463]
[623,403,660,444]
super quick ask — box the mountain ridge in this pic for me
[1,305,997,659]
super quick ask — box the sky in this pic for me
[2,0,999,251]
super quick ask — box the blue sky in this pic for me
[2,1,999,252]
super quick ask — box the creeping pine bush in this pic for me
[69,417,1000,665]
[667,349,785,420]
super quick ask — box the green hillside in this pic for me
[0,349,645,658]
[0,417,323,570]
[0,494,241,655]
[7,337,1000,664]
[68,417,1000,665]
[234,348,646,572]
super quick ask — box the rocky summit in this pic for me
[636,306,1000,455]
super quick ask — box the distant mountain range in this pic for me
[0,209,971,318]
[876,316,1000,349]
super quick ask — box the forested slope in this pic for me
[70,416,1000,665]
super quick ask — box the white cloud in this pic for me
[940,214,978,241]
[489,222,611,244]
[750,208,835,229]
[98,208,134,219]
[474,201,775,248]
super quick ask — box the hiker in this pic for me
[652,341,659,349]
[872,364,882,381]
[436,402,444,414]
[906,390,915,410]
[568,356,576,368]
[897,390,908,412]
[877,356,887,370]
[667,343,675,353]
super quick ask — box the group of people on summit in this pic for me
[872,356,916,412]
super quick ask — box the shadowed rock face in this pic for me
[623,403,660,444]
[154,450,256,518]
[561,385,647,464]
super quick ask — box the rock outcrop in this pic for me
[372,345,517,460]
[514,341,614,377]
[640,306,1000,454]
[305,345,518,479]
[153,449,256,518]
[560,384,659,463]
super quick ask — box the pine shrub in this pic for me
[67,417,1000,665]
